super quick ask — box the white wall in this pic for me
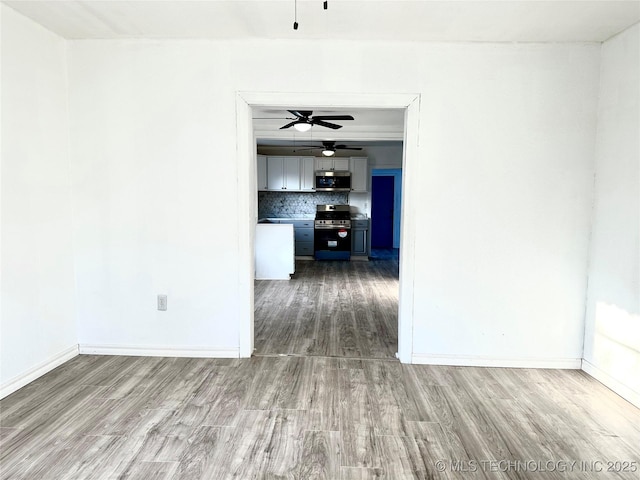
[68,39,599,366]
[1,5,78,397]
[583,24,640,407]
[367,144,404,170]
[68,41,241,356]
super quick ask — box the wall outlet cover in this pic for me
[158,295,167,311]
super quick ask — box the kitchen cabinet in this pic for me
[315,157,349,172]
[255,223,295,279]
[262,156,315,192]
[293,220,314,256]
[351,219,369,256]
[349,157,369,192]
[272,219,314,256]
[257,155,268,191]
[300,157,315,191]
[267,156,301,191]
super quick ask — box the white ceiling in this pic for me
[3,0,639,43]
[253,108,405,143]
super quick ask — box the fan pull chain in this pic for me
[292,1,329,30]
[293,0,298,29]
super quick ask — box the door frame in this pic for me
[236,92,421,363]
[371,168,403,249]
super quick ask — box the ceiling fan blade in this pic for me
[335,146,363,150]
[279,121,299,130]
[288,110,312,119]
[312,115,354,121]
[313,120,342,129]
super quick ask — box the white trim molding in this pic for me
[582,359,640,408]
[0,344,79,399]
[236,91,421,364]
[412,353,582,369]
[79,344,240,358]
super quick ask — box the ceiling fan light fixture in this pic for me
[293,122,312,132]
[322,148,335,157]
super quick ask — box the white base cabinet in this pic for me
[255,224,295,279]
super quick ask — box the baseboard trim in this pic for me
[411,353,582,369]
[78,344,240,358]
[0,344,79,399]
[582,359,640,408]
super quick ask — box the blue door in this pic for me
[371,176,394,248]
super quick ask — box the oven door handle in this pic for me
[314,225,352,230]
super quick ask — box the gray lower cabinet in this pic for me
[351,219,369,256]
[292,220,314,256]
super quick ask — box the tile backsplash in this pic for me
[258,192,349,217]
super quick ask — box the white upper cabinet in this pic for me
[263,156,312,191]
[283,157,301,190]
[259,155,367,192]
[300,157,315,191]
[266,156,284,190]
[349,157,369,192]
[257,155,268,191]
[315,157,349,171]
[267,156,301,191]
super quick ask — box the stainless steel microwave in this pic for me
[315,171,351,191]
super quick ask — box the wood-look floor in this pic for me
[2,260,639,479]
[254,259,399,359]
[2,355,639,479]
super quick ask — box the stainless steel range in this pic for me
[314,204,351,260]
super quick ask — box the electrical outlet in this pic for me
[157,295,167,311]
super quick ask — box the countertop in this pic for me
[258,216,314,224]
[258,214,368,223]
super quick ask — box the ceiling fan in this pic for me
[280,110,355,131]
[296,141,363,157]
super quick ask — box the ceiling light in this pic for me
[293,122,312,132]
[322,149,335,157]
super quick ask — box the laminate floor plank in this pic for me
[0,356,133,425]
[255,259,399,359]
[172,425,231,480]
[307,357,341,432]
[375,434,461,480]
[340,466,385,479]
[119,460,179,480]
[291,430,341,480]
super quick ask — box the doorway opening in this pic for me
[236,92,420,363]
[371,168,402,260]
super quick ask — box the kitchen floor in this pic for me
[254,258,399,359]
